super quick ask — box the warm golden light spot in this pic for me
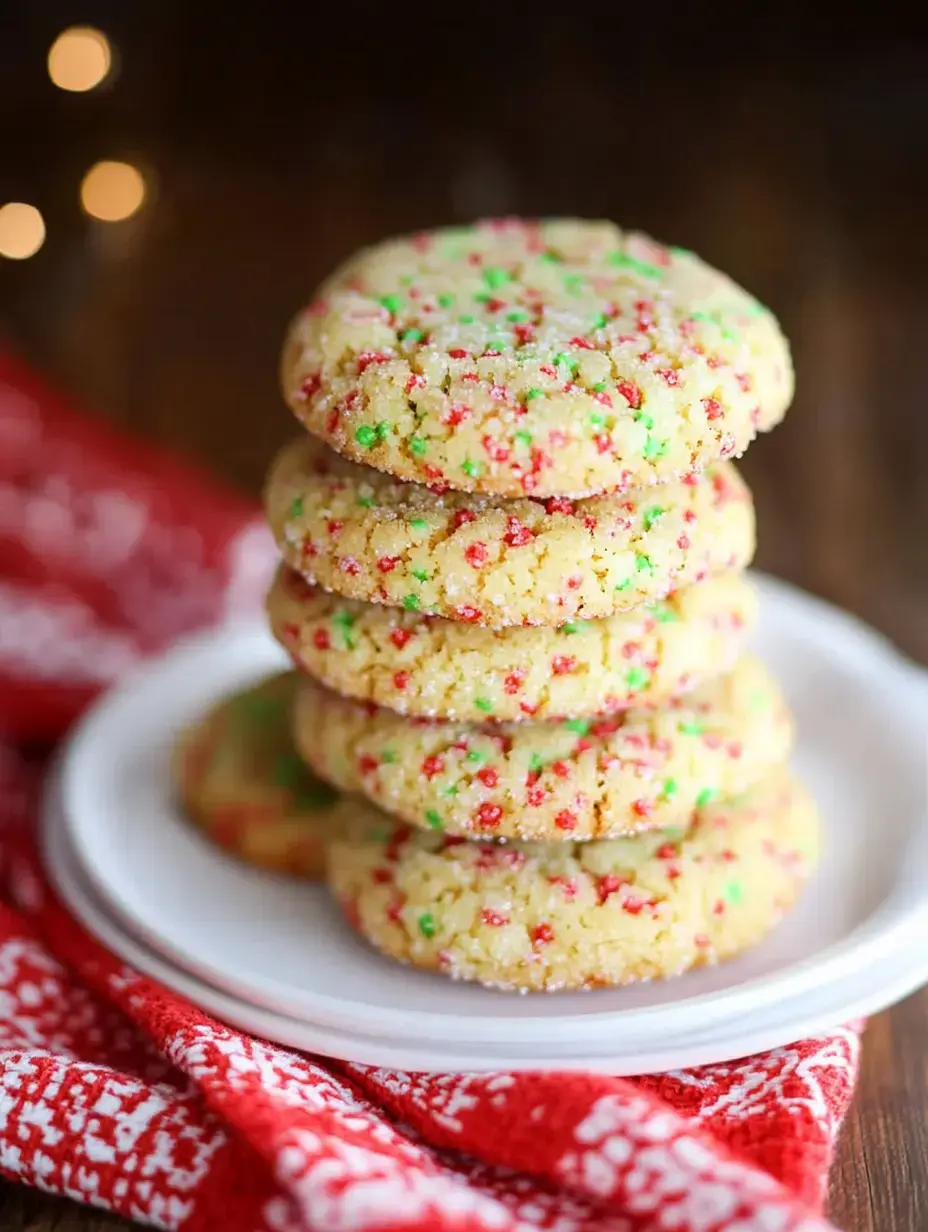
[0,203,46,259]
[48,27,112,92]
[80,161,146,222]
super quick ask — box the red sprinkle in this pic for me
[703,397,723,420]
[452,509,477,529]
[340,557,361,576]
[617,380,643,410]
[456,605,483,622]
[448,348,469,359]
[298,372,322,400]
[377,555,400,574]
[405,374,426,394]
[358,755,379,775]
[465,542,489,568]
[357,351,391,373]
[504,671,525,695]
[421,755,445,780]
[504,517,534,547]
[312,628,330,651]
[597,873,628,904]
[531,923,555,945]
[393,671,411,691]
[444,403,472,426]
[481,909,509,927]
[477,767,499,788]
[552,655,577,676]
[554,809,578,832]
[390,628,413,649]
[476,802,503,827]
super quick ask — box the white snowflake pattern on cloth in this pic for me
[0,583,139,684]
[665,1030,860,1134]
[558,1093,833,1232]
[348,1068,517,1134]
[0,1052,225,1230]
[263,1127,517,1232]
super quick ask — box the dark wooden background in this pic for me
[1,4,926,1228]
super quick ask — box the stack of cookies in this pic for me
[185,218,821,993]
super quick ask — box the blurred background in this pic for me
[1,3,926,659]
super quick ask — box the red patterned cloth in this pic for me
[0,350,857,1231]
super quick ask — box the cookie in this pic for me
[269,566,758,723]
[172,672,341,878]
[281,218,793,497]
[264,435,754,628]
[292,657,793,842]
[326,770,819,992]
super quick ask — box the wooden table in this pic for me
[1,15,926,1228]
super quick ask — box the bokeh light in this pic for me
[47,27,112,92]
[0,203,46,259]
[80,161,147,222]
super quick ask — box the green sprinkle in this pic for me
[466,749,485,764]
[564,718,590,735]
[642,506,665,531]
[540,250,562,263]
[506,310,529,323]
[608,251,662,279]
[643,435,668,459]
[695,787,717,809]
[514,430,533,448]
[381,748,396,764]
[635,553,653,573]
[524,387,543,401]
[459,313,476,324]
[355,425,378,448]
[625,665,651,690]
[357,495,375,508]
[273,753,306,789]
[563,274,585,294]
[333,609,357,649]
[474,697,494,713]
[379,293,403,314]
[424,810,443,830]
[589,412,607,430]
[474,292,492,305]
[529,752,546,772]
[411,567,429,582]
[443,784,459,797]
[401,328,424,344]
[409,436,427,457]
[615,578,632,592]
[462,459,482,478]
[288,497,304,519]
[662,777,678,800]
[408,517,428,531]
[648,602,679,623]
[634,410,655,431]
[678,719,705,735]
[437,293,455,308]
[483,267,511,289]
[560,620,590,635]
[725,879,745,905]
[403,594,420,611]
[591,312,609,330]
[553,352,578,376]
[297,779,340,811]
[399,275,414,286]
[670,245,693,258]
[592,381,608,392]
[418,912,438,936]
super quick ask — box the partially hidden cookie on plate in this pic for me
[281,218,793,498]
[172,671,342,878]
[264,434,755,628]
[326,769,820,992]
[292,656,793,842]
[269,565,758,723]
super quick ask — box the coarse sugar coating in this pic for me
[292,657,793,842]
[326,770,820,992]
[281,217,793,497]
[264,434,755,628]
[172,672,342,879]
[268,566,758,722]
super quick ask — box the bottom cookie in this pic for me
[327,770,820,992]
[172,671,342,878]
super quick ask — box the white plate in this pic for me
[42,776,928,1072]
[56,572,928,1057]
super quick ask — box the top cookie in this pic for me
[281,218,793,497]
